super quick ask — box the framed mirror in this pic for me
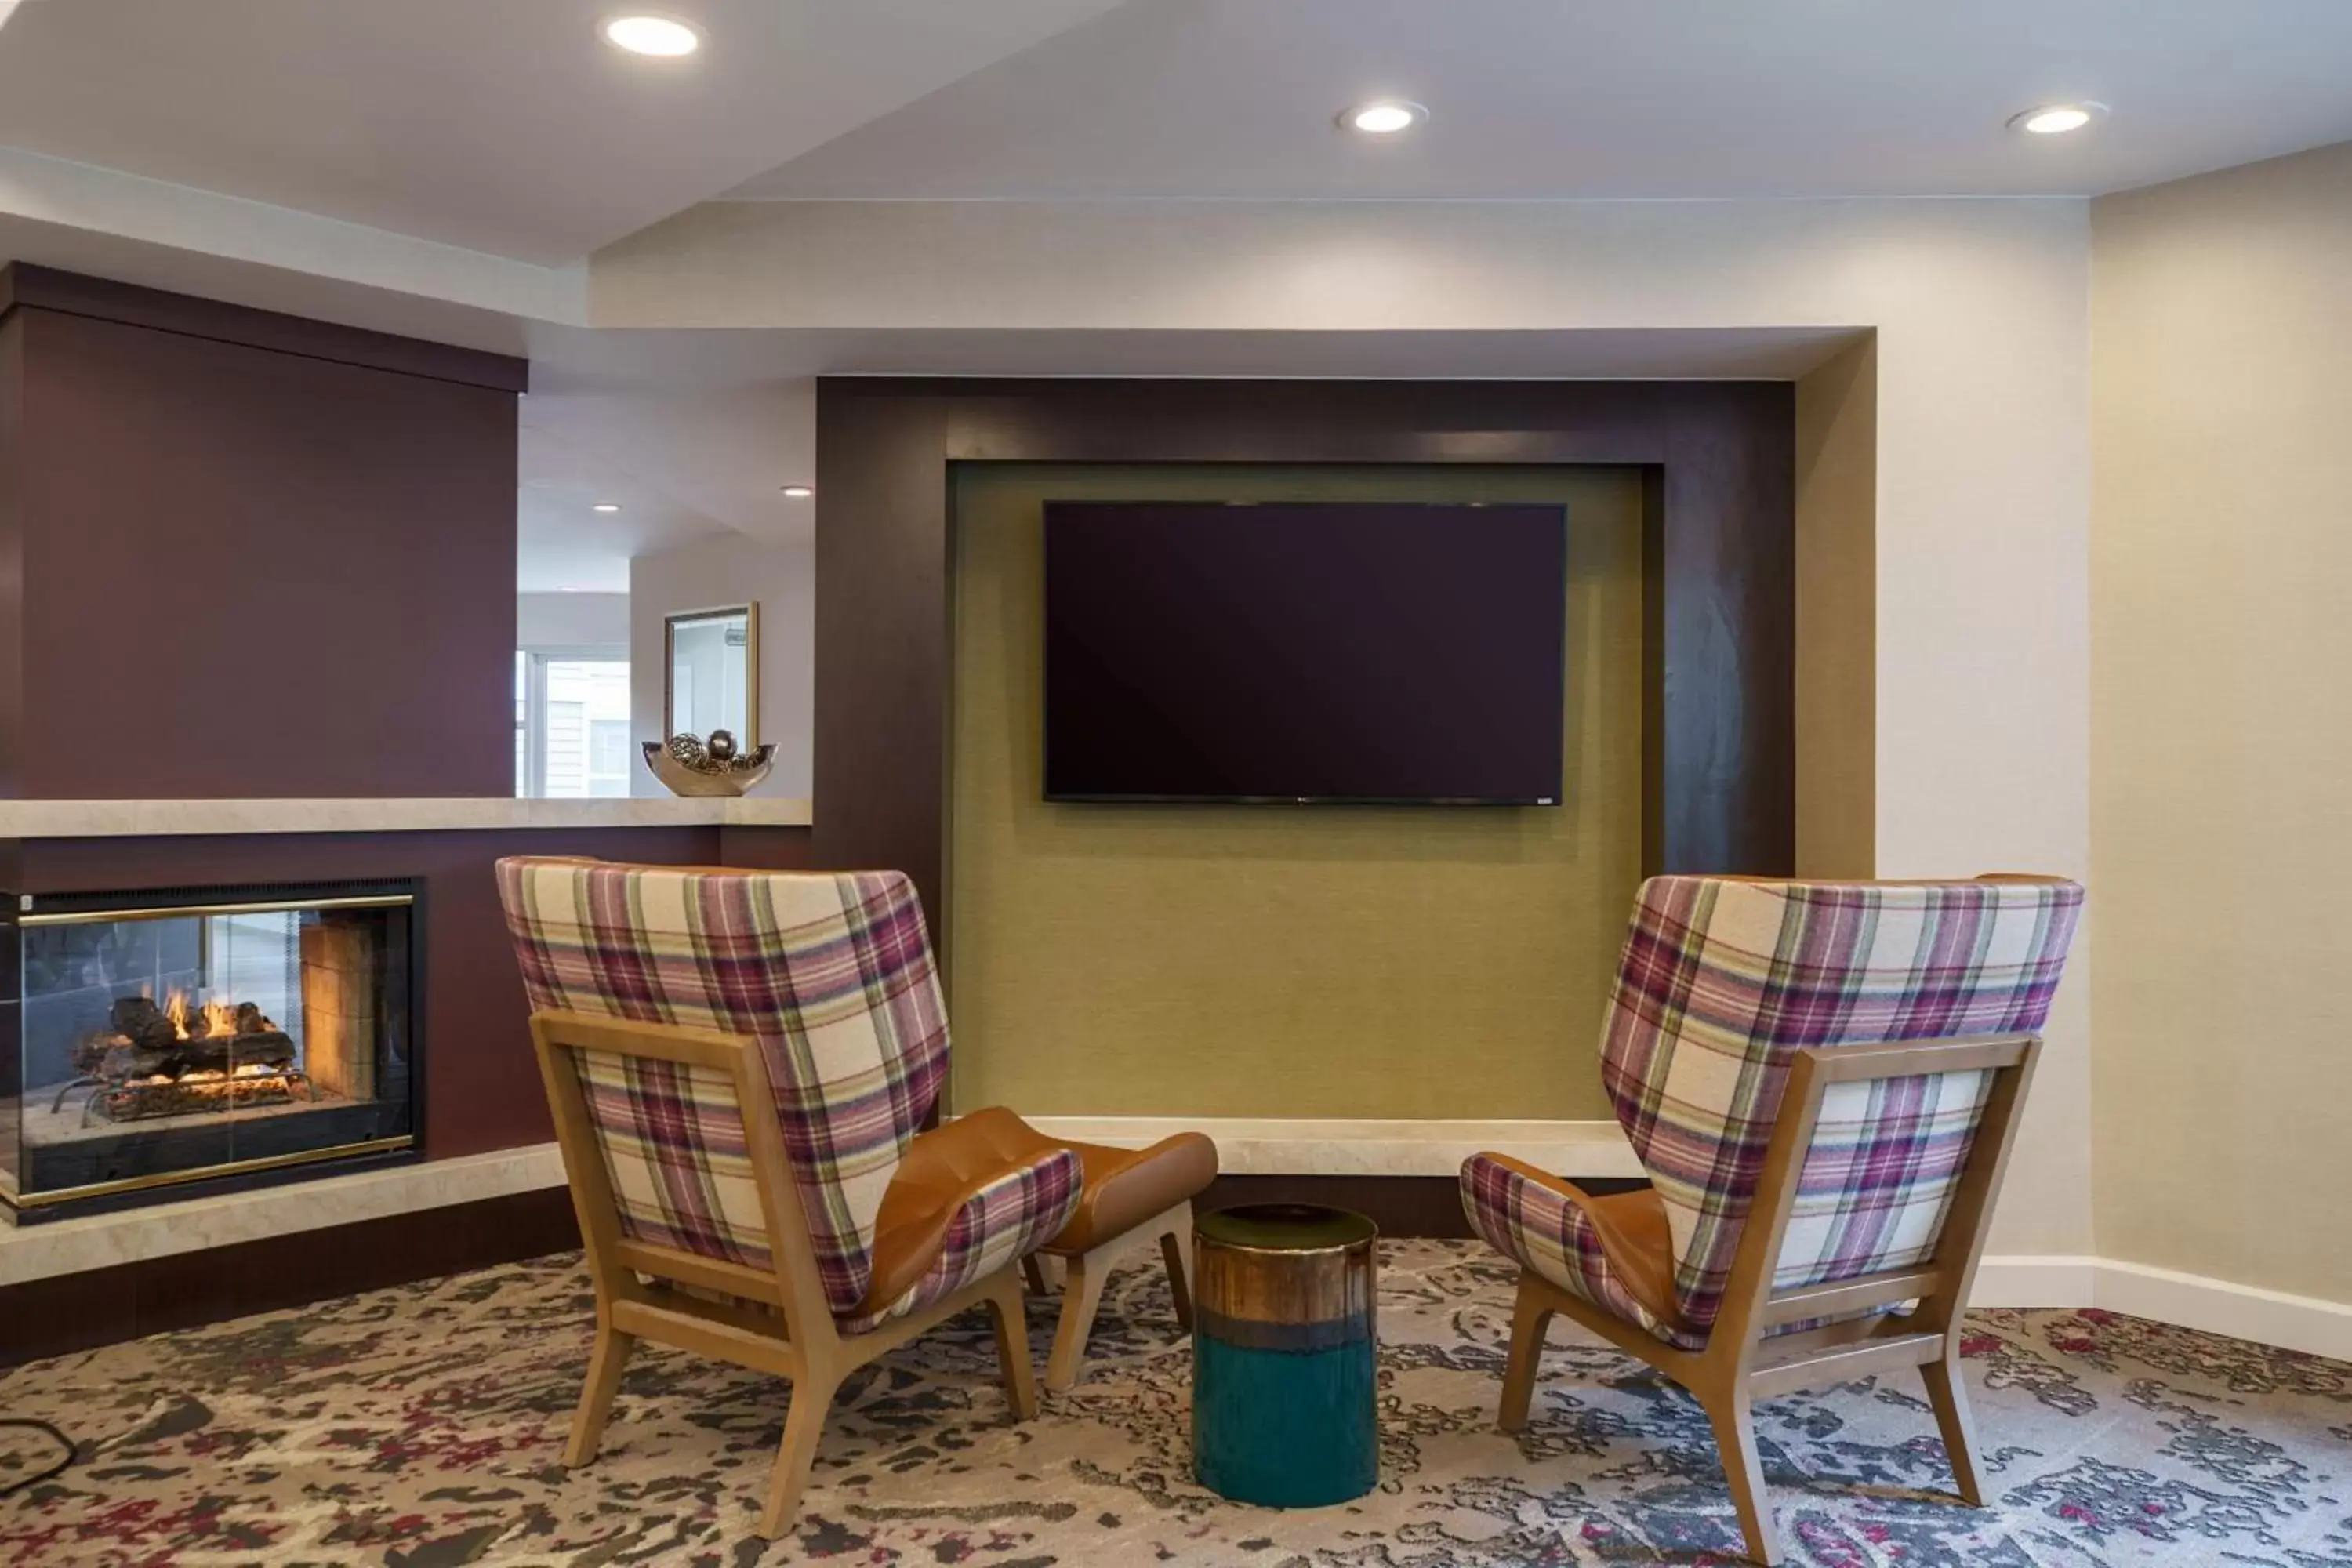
[663,604,759,745]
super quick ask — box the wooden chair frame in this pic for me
[1497,1032,2042,1566]
[1024,1200,1197,1390]
[532,1010,1040,1541]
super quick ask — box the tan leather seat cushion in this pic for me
[1039,1127,1219,1256]
[855,1108,1219,1318]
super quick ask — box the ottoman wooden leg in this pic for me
[1160,1208,1196,1331]
[1046,1250,1113,1391]
[1044,1203,1203,1390]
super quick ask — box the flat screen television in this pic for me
[1043,500,1567,804]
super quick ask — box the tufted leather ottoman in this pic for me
[898,1107,1218,1387]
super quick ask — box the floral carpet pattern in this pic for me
[2,1240,2348,1566]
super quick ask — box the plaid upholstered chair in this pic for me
[1461,875,2082,1566]
[496,858,1082,1540]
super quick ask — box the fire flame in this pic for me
[161,988,241,1040]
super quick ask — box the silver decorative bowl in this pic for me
[641,735,777,797]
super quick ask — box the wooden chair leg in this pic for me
[985,1271,1041,1419]
[564,1323,636,1467]
[756,1369,837,1541]
[1160,1216,1195,1332]
[1022,1254,1051,1296]
[1497,1274,1555,1433]
[1920,1355,1987,1505]
[1044,1249,1112,1392]
[1701,1388,1781,1566]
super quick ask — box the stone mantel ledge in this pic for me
[0,796,813,838]
[0,1145,568,1287]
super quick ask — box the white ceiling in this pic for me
[518,377,815,592]
[5,0,2351,594]
[730,0,2352,202]
[0,0,1121,262]
[517,420,712,594]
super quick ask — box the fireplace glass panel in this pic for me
[2,884,416,1219]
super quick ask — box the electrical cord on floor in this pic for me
[0,1417,74,1497]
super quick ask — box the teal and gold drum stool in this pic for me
[1191,1203,1379,1508]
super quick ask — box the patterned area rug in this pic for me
[2,1240,2348,1566]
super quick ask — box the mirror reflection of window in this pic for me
[665,606,756,743]
[514,650,631,798]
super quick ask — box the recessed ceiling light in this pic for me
[601,14,702,57]
[1340,100,1427,136]
[2009,102,2107,136]
[592,502,622,514]
[780,485,815,499]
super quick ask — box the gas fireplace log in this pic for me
[108,996,165,1034]
[94,1073,301,1124]
[92,999,182,1062]
[160,1029,296,1077]
[90,1029,297,1082]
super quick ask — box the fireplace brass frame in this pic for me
[7,883,425,1222]
[0,1133,416,1212]
[19,892,416,926]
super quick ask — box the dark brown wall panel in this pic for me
[0,314,22,802]
[13,307,519,798]
[815,377,1795,927]
[0,263,528,394]
[1660,386,1799,873]
[814,388,955,911]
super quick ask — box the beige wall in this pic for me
[516,590,628,650]
[2091,141,2352,1304]
[599,195,2095,1255]
[628,533,815,798]
[949,464,1644,1120]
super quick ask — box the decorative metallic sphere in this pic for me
[705,728,739,762]
[666,732,708,766]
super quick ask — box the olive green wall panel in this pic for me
[947,463,1644,1120]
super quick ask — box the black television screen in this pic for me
[1043,501,1567,804]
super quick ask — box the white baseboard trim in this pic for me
[1969,1254,2352,1361]
[2090,1258,2352,1363]
[1018,1116,1642,1179]
[1971,1254,2100,1309]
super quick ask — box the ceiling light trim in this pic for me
[2008,101,2109,135]
[1339,100,1429,136]
[601,13,704,59]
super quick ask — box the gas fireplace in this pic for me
[2,880,420,1221]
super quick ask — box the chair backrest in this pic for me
[529,1007,834,1328]
[496,858,949,1317]
[1600,876,2082,1334]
